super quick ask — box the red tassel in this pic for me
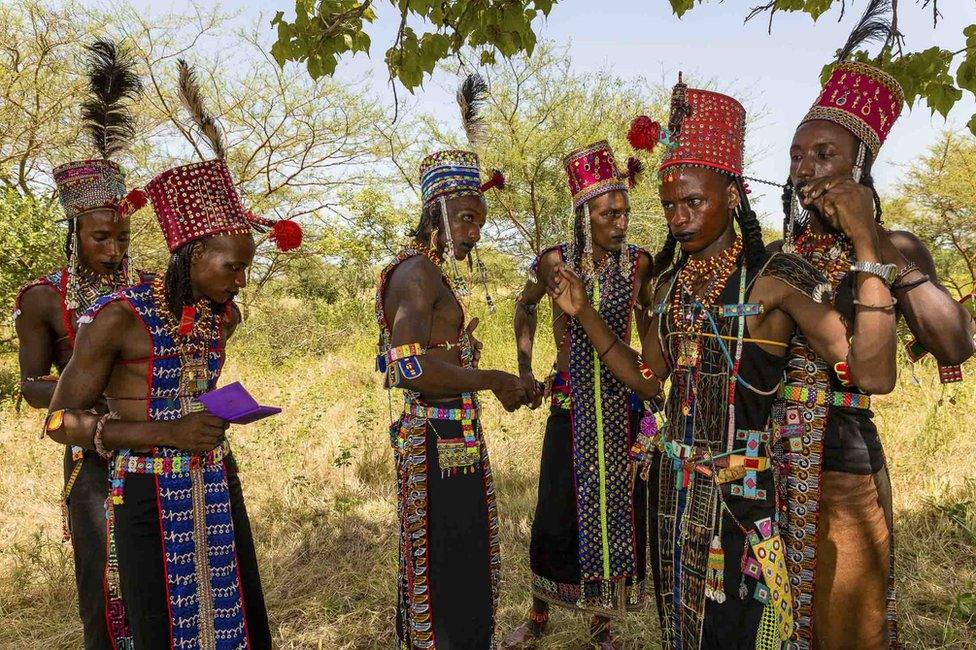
[118,188,148,218]
[628,116,661,153]
[270,219,303,251]
[178,306,196,337]
[625,156,644,189]
[479,169,506,193]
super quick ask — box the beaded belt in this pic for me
[110,442,229,504]
[403,401,479,421]
[779,384,871,410]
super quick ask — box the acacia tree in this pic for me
[669,0,976,134]
[886,130,976,298]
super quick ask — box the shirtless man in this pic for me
[376,149,525,649]
[42,63,297,648]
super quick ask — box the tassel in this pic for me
[178,306,196,337]
[628,116,662,152]
[705,535,727,603]
[117,187,147,218]
[479,169,505,193]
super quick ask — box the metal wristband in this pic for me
[850,261,898,286]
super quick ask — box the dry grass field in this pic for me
[0,297,974,649]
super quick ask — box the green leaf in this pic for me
[669,0,695,18]
[967,114,976,137]
[958,56,976,95]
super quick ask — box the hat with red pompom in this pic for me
[563,140,643,210]
[130,60,302,253]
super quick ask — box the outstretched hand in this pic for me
[547,265,589,317]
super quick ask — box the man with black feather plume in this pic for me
[375,73,525,649]
[501,136,655,647]
[44,59,298,649]
[14,39,143,650]
[769,2,976,647]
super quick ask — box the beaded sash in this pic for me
[87,283,250,649]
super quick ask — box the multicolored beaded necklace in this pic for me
[670,236,743,338]
[149,275,218,395]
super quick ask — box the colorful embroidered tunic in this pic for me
[84,279,269,649]
[651,253,824,650]
[527,243,648,616]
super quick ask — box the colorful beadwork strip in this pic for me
[404,400,479,421]
[109,442,228,505]
[386,343,425,363]
[778,384,871,410]
[717,303,763,318]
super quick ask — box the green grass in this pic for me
[0,296,974,648]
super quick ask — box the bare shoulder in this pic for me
[635,248,654,279]
[85,299,137,332]
[766,239,784,253]
[223,301,243,339]
[387,254,440,293]
[887,229,931,260]
[16,282,61,318]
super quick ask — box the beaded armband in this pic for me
[377,342,427,386]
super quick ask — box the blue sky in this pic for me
[120,0,976,221]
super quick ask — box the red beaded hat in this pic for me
[136,60,302,253]
[143,159,253,252]
[563,140,641,210]
[801,61,904,156]
[658,81,746,178]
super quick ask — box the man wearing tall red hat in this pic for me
[13,40,143,650]
[547,75,899,649]
[43,60,299,649]
[376,74,527,649]
[501,140,654,649]
[771,55,976,648]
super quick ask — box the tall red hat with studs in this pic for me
[628,74,745,179]
[134,60,302,253]
[801,61,904,156]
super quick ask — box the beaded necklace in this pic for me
[68,261,131,313]
[150,275,218,395]
[670,236,743,337]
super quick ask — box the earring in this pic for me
[429,227,440,256]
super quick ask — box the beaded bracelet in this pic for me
[92,413,115,460]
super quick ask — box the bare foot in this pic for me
[498,618,547,649]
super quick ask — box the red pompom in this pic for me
[270,219,303,251]
[628,116,661,153]
[118,188,148,217]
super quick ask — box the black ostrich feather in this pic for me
[456,73,489,146]
[837,0,893,62]
[81,40,142,159]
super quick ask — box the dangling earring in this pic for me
[65,223,81,310]
[429,226,440,259]
[581,203,594,280]
[474,245,494,313]
[852,142,866,183]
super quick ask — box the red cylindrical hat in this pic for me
[144,159,251,252]
[563,140,630,210]
[801,61,904,156]
[659,85,746,178]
